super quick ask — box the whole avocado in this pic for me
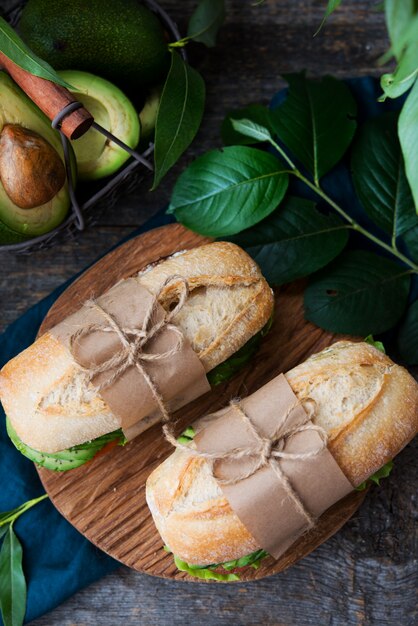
[19,0,170,91]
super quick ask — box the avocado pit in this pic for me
[0,124,66,209]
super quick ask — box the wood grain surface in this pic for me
[36,223,367,582]
[0,0,416,624]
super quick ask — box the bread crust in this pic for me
[0,242,273,453]
[146,341,418,565]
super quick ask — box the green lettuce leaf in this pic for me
[364,335,386,354]
[207,316,273,386]
[356,461,394,491]
[168,546,269,581]
[173,555,240,581]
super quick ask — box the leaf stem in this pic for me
[0,494,48,527]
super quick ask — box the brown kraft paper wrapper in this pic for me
[50,277,210,439]
[194,374,353,560]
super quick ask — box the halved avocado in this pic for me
[58,70,140,180]
[0,72,71,237]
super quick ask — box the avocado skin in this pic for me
[19,0,170,93]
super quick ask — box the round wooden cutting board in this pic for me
[37,223,366,582]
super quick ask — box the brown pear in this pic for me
[0,124,66,209]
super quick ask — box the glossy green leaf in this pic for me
[399,78,418,212]
[397,299,418,364]
[356,461,394,491]
[0,526,26,626]
[230,196,349,285]
[271,73,357,184]
[187,0,226,47]
[0,17,71,88]
[351,112,418,239]
[304,250,410,334]
[152,52,205,189]
[221,105,273,145]
[402,223,418,261]
[168,146,288,237]
[231,118,273,144]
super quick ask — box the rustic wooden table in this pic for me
[0,1,416,624]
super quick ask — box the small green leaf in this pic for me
[380,42,418,100]
[221,104,273,145]
[153,52,205,189]
[173,555,240,581]
[364,335,386,353]
[231,118,273,143]
[187,0,226,47]
[399,78,418,212]
[304,250,410,335]
[168,145,288,237]
[351,112,418,239]
[271,74,357,184]
[230,196,349,285]
[356,461,394,491]
[397,299,418,364]
[0,16,72,88]
[315,0,343,35]
[0,526,26,626]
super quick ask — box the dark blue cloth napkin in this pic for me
[0,77,411,624]
[0,212,173,624]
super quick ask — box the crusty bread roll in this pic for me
[0,242,273,453]
[146,341,418,565]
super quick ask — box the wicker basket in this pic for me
[1,0,183,254]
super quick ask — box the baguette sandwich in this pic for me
[0,242,274,471]
[146,340,418,580]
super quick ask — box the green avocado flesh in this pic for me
[0,73,70,237]
[19,0,170,93]
[58,70,140,180]
[6,416,126,471]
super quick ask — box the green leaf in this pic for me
[207,319,271,386]
[385,0,417,60]
[364,335,386,353]
[351,112,418,240]
[315,0,343,35]
[221,104,273,145]
[271,74,357,184]
[399,78,418,212]
[356,461,394,491]
[0,17,71,88]
[173,555,240,581]
[380,42,418,100]
[230,196,349,285]
[397,299,418,364]
[0,526,26,626]
[187,0,226,47]
[168,145,289,237]
[402,223,418,261]
[304,250,410,334]
[152,52,205,189]
[231,119,273,143]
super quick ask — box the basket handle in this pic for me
[0,52,94,140]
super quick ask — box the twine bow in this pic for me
[165,395,328,530]
[70,275,189,424]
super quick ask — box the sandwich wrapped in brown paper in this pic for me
[51,277,210,440]
[194,374,353,559]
